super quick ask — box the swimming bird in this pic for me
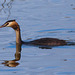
[0,20,67,46]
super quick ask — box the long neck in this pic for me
[11,22,23,44]
[15,27,22,44]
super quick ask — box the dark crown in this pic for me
[6,20,15,22]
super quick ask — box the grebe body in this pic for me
[27,38,66,46]
[0,20,67,46]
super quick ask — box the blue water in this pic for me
[0,0,75,75]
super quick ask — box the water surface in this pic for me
[0,0,75,75]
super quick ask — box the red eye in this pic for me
[3,22,9,27]
[6,22,9,25]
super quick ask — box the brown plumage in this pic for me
[0,20,67,46]
[29,38,66,46]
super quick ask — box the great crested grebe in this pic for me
[0,20,67,46]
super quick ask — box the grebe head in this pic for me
[0,20,19,30]
[0,20,22,44]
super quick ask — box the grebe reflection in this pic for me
[2,43,21,67]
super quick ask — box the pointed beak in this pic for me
[0,24,6,28]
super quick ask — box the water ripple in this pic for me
[37,28,75,33]
[57,72,75,75]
